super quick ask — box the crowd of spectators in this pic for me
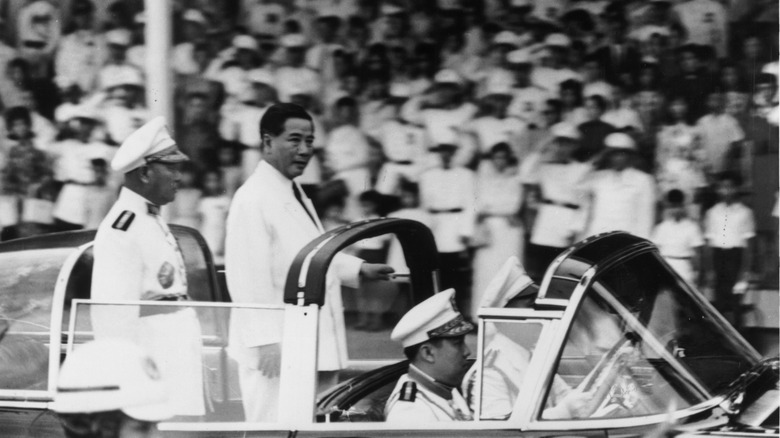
[0,0,776,327]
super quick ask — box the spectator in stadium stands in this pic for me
[419,143,476,318]
[506,49,550,127]
[99,65,148,145]
[695,89,745,178]
[602,86,644,133]
[704,171,755,327]
[83,158,116,230]
[276,33,322,103]
[664,44,714,123]
[652,189,704,285]
[54,0,105,95]
[326,96,373,221]
[164,162,201,229]
[589,9,641,88]
[558,78,588,127]
[581,132,656,239]
[401,69,478,168]
[656,95,707,219]
[126,12,147,70]
[521,122,590,281]
[0,57,33,110]
[17,0,61,80]
[671,0,728,59]
[50,104,114,231]
[172,9,209,76]
[197,168,230,265]
[576,94,615,162]
[307,9,344,83]
[472,143,523,316]
[207,34,267,105]
[532,33,582,93]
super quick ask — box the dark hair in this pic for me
[403,338,444,361]
[259,103,313,138]
[559,79,584,106]
[4,106,31,127]
[398,179,419,196]
[716,170,742,186]
[489,142,517,164]
[666,189,685,204]
[334,96,358,109]
[586,94,608,112]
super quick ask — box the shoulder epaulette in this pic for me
[399,381,417,402]
[111,211,135,231]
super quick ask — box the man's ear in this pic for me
[138,165,152,184]
[260,133,272,153]
[418,342,437,364]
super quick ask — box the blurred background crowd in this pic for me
[0,0,776,330]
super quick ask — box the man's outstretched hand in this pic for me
[360,263,395,281]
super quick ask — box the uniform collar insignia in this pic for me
[147,203,161,215]
[408,364,455,401]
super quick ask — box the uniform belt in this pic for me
[64,180,97,186]
[429,208,463,214]
[540,198,579,210]
[392,160,413,165]
[139,295,190,318]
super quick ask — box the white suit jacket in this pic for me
[225,160,363,371]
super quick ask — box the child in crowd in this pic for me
[352,190,396,331]
[197,169,231,265]
[651,189,703,285]
[704,171,755,327]
[165,164,201,228]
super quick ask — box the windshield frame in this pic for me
[528,249,762,430]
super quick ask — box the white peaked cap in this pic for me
[479,256,535,308]
[51,340,172,422]
[551,122,581,140]
[604,132,636,150]
[111,116,188,173]
[391,289,475,348]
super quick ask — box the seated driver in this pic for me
[462,256,598,420]
[385,288,475,422]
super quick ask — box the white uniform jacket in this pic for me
[385,364,473,422]
[225,160,364,371]
[91,187,204,416]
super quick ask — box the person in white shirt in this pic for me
[325,96,373,221]
[171,9,209,76]
[531,34,583,94]
[374,84,428,195]
[704,171,755,327]
[695,90,745,177]
[401,69,479,168]
[51,104,115,230]
[197,168,230,265]
[672,0,728,59]
[54,0,106,94]
[581,132,656,240]
[419,144,477,318]
[225,103,393,422]
[472,143,523,317]
[98,65,149,145]
[275,33,322,103]
[506,49,551,127]
[522,123,591,280]
[651,189,704,285]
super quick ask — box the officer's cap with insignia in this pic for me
[391,289,475,348]
[111,116,189,174]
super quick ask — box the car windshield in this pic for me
[540,252,759,420]
[0,248,74,392]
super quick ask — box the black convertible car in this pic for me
[0,218,776,437]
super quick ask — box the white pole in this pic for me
[144,0,173,123]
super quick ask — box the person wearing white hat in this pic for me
[385,289,475,422]
[401,69,478,168]
[97,63,149,145]
[220,68,278,181]
[225,103,394,422]
[521,122,591,280]
[50,103,115,231]
[90,116,205,417]
[52,340,172,438]
[55,0,106,93]
[530,35,582,94]
[172,9,209,75]
[581,132,656,239]
[506,48,552,126]
[374,84,428,196]
[276,33,322,103]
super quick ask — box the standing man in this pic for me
[225,103,393,422]
[91,116,205,417]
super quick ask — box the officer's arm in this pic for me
[90,231,143,342]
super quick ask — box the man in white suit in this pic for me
[225,103,394,422]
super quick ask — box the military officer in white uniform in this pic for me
[91,116,205,417]
[225,103,394,423]
[385,289,475,422]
